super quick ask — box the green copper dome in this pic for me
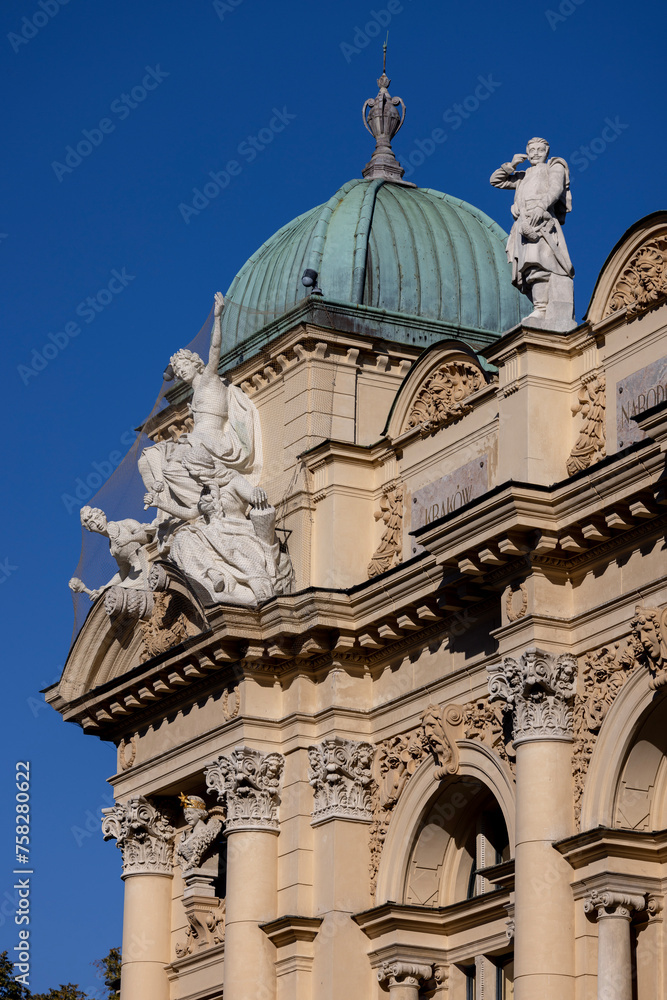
[220,177,530,363]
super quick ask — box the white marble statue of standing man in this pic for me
[491,137,575,331]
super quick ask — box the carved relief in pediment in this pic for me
[405,361,486,435]
[607,234,667,320]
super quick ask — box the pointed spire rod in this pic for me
[361,42,409,184]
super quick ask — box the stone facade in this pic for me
[46,156,667,1000]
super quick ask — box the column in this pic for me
[377,962,434,1000]
[584,890,646,1000]
[488,647,577,1000]
[101,796,175,1000]
[206,746,285,1000]
[307,737,376,1000]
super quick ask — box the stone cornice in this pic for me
[260,915,323,948]
[354,891,511,940]
[555,827,667,869]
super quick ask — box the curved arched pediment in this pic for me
[375,739,515,906]
[58,564,209,706]
[581,667,667,832]
[385,341,495,440]
[586,211,667,325]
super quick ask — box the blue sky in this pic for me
[1,0,665,991]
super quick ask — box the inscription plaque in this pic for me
[616,356,667,448]
[411,456,488,555]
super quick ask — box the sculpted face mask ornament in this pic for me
[491,137,576,332]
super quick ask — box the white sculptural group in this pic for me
[70,292,294,617]
[491,137,576,331]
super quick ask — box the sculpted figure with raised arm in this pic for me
[491,137,575,331]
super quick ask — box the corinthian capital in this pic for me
[307,737,374,824]
[487,647,577,744]
[101,796,175,877]
[205,746,285,833]
[378,962,434,991]
[584,889,646,920]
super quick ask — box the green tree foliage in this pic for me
[0,950,32,999]
[0,947,121,1000]
[31,987,88,1000]
[92,948,121,999]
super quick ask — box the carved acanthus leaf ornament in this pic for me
[308,738,374,823]
[405,361,486,434]
[488,648,577,744]
[205,746,285,832]
[101,796,175,877]
[566,374,606,477]
[368,485,403,578]
[572,643,637,823]
[175,900,225,958]
[462,696,515,770]
[608,235,667,319]
[369,733,427,895]
[419,703,462,779]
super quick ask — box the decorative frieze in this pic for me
[627,604,667,689]
[307,738,374,824]
[566,374,606,477]
[505,582,528,622]
[205,746,285,832]
[419,703,462,779]
[101,796,175,877]
[405,361,486,435]
[608,234,667,319]
[487,648,577,744]
[369,733,427,895]
[368,485,404,578]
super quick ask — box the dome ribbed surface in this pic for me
[220,178,530,356]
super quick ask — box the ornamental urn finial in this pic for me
[362,40,408,183]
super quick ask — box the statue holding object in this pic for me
[491,137,576,331]
[70,292,294,622]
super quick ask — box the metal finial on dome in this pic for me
[362,38,407,183]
